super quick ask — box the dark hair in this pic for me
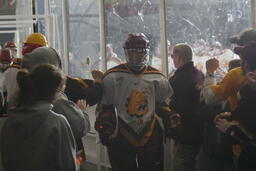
[240,41,256,72]
[228,59,241,71]
[16,64,66,107]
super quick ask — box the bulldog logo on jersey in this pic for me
[126,90,149,117]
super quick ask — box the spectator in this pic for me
[21,47,90,154]
[4,41,17,58]
[169,43,204,171]
[2,33,48,110]
[203,28,256,111]
[91,43,122,71]
[215,41,256,171]
[0,49,12,85]
[22,33,48,55]
[1,64,78,171]
[228,59,241,71]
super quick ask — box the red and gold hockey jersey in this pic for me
[101,64,173,146]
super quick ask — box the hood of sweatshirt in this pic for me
[6,101,53,138]
[21,47,61,72]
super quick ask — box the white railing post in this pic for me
[61,0,70,74]
[99,0,107,72]
[159,0,168,76]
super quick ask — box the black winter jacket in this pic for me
[169,62,204,145]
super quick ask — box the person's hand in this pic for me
[76,149,86,165]
[170,113,182,128]
[91,70,104,83]
[76,99,88,110]
[216,119,238,133]
[206,58,219,74]
[214,112,232,123]
[167,113,183,139]
[246,71,256,85]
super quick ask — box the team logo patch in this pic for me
[126,90,149,117]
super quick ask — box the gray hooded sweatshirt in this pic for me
[4,47,61,109]
[21,47,90,150]
[22,47,61,71]
[1,101,78,171]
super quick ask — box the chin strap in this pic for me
[127,64,146,73]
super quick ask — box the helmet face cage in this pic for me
[123,33,149,71]
[124,48,149,66]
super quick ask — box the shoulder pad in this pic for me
[104,64,131,77]
[144,65,163,75]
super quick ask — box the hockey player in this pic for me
[95,33,174,171]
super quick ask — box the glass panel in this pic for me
[48,0,65,63]
[0,1,32,49]
[166,0,251,75]
[0,0,17,15]
[68,0,100,78]
[36,0,46,35]
[105,0,161,70]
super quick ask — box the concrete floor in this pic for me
[81,162,112,171]
[80,162,97,171]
